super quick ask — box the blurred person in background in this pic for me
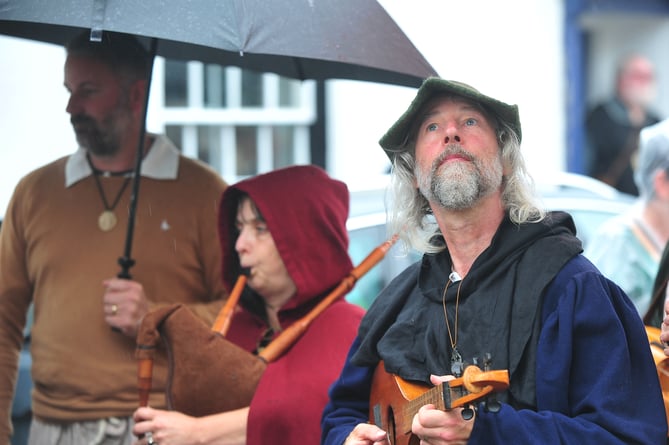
[586,118,669,317]
[585,53,661,196]
[645,240,669,327]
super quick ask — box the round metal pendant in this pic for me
[98,210,118,232]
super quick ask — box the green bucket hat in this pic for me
[379,77,521,160]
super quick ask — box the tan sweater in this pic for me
[0,151,227,438]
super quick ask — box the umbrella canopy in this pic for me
[0,0,437,87]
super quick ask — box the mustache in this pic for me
[434,144,474,167]
[70,114,96,126]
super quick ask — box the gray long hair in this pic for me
[635,119,669,201]
[388,121,545,254]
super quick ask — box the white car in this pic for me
[345,172,635,309]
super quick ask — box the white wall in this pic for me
[327,0,567,184]
[0,36,75,216]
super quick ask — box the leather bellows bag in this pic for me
[136,303,266,417]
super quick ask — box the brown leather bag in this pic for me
[136,303,266,417]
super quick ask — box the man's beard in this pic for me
[623,83,657,108]
[416,144,504,210]
[70,101,130,157]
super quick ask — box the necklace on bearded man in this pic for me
[86,154,133,232]
[442,270,465,377]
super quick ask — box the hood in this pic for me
[218,165,353,311]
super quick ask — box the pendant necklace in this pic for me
[442,271,464,376]
[87,155,132,232]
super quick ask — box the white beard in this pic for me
[416,146,503,210]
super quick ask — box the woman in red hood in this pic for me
[132,165,365,444]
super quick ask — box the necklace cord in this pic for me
[92,174,132,210]
[442,278,464,350]
[86,154,132,211]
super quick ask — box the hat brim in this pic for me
[379,77,521,159]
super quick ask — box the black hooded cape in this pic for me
[351,211,583,409]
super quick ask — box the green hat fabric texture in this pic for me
[379,77,521,159]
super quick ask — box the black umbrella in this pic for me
[0,0,437,86]
[0,0,438,277]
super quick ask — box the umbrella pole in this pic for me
[118,37,158,279]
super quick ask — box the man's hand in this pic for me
[344,423,389,445]
[408,374,474,444]
[102,277,150,337]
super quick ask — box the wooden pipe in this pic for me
[211,274,248,336]
[137,356,153,408]
[259,233,399,363]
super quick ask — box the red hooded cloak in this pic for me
[218,165,364,444]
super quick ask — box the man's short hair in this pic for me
[66,30,150,82]
[379,77,521,162]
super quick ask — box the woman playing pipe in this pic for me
[132,165,365,445]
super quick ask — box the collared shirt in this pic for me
[64,134,180,187]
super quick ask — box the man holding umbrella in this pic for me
[0,31,227,444]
